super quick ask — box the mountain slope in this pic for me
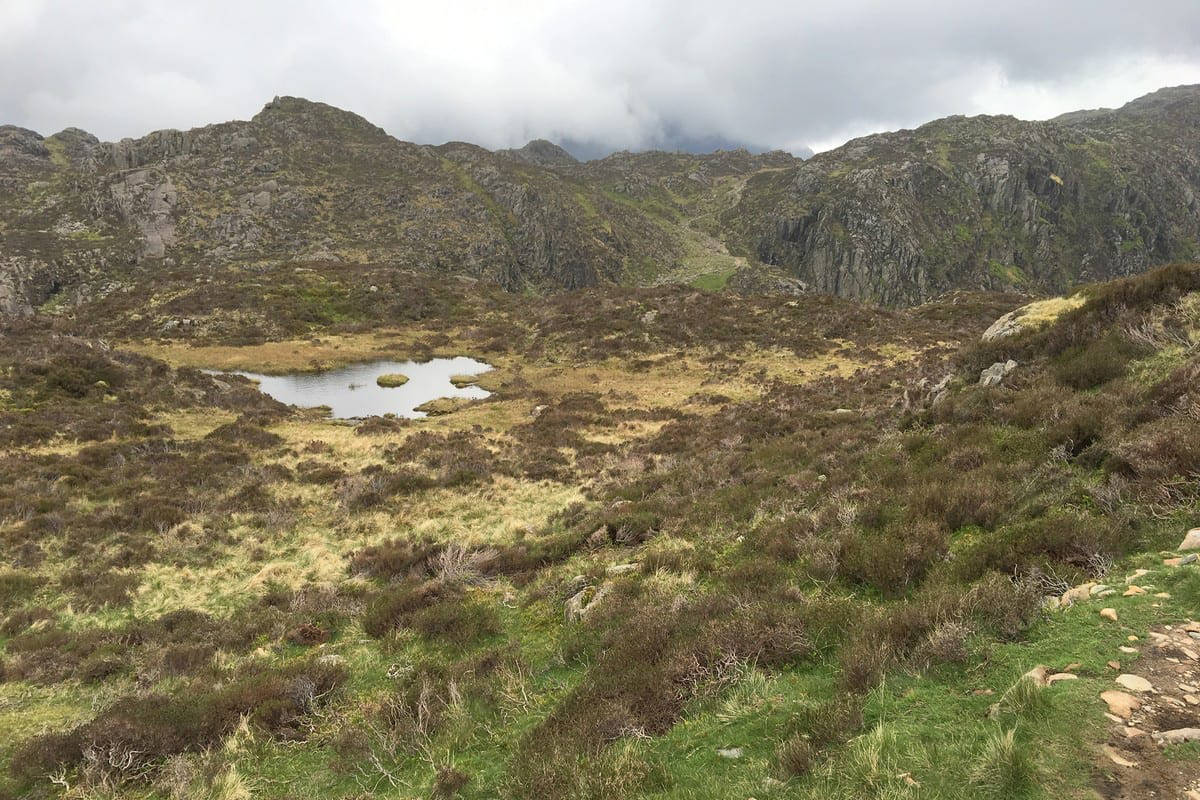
[728,85,1200,305]
[3,86,1200,316]
[0,97,795,315]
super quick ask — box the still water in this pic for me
[221,357,492,419]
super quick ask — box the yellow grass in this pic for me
[1010,294,1086,329]
[124,330,442,374]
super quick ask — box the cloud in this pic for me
[1,0,1198,156]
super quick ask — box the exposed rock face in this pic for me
[732,85,1200,306]
[4,86,1200,315]
[1,96,801,308]
[498,139,579,168]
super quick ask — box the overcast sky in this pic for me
[2,0,1199,157]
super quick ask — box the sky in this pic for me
[2,0,1199,158]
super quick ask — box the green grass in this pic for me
[690,267,738,292]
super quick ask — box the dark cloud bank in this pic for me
[2,0,1199,157]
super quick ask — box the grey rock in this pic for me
[1155,727,1200,745]
[979,359,1018,387]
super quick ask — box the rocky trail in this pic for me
[1095,617,1200,800]
[1032,529,1200,799]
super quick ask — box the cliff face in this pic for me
[728,86,1200,305]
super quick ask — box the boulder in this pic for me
[978,360,1017,387]
[1060,582,1096,606]
[1156,728,1200,745]
[1180,528,1200,551]
[981,295,1087,342]
[564,582,612,623]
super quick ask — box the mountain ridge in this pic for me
[2,87,1199,316]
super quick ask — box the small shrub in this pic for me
[0,569,38,611]
[972,727,1035,796]
[432,765,470,798]
[1052,332,1142,390]
[775,733,817,777]
[915,620,971,667]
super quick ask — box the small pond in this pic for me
[218,357,493,419]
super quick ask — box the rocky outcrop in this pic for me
[3,86,1200,315]
[499,139,578,168]
[108,169,177,259]
[733,85,1200,307]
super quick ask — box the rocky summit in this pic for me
[3,86,1200,317]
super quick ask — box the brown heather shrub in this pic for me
[837,520,948,594]
[775,734,818,778]
[0,569,38,611]
[1113,415,1200,483]
[914,620,971,667]
[953,509,1123,580]
[161,643,216,675]
[362,581,500,644]
[1052,332,1143,390]
[962,573,1042,639]
[0,605,53,636]
[911,470,1007,532]
[58,568,140,610]
[295,459,346,484]
[337,466,435,510]
[775,696,864,777]
[350,536,444,580]
[432,765,471,798]
[838,631,895,693]
[75,650,126,683]
[12,656,347,782]
[204,419,284,449]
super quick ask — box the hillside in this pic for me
[4,87,1200,315]
[0,97,795,316]
[2,260,1200,799]
[730,86,1200,305]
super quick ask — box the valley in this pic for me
[1,260,1199,798]
[2,82,1200,800]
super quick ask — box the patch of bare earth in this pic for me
[1095,622,1200,799]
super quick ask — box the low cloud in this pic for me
[2,0,1199,156]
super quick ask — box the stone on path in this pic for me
[1115,674,1154,693]
[1100,690,1141,718]
[1047,672,1078,684]
[1102,745,1137,767]
[1155,728,1200,745]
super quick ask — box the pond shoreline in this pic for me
[207,357,493,419]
